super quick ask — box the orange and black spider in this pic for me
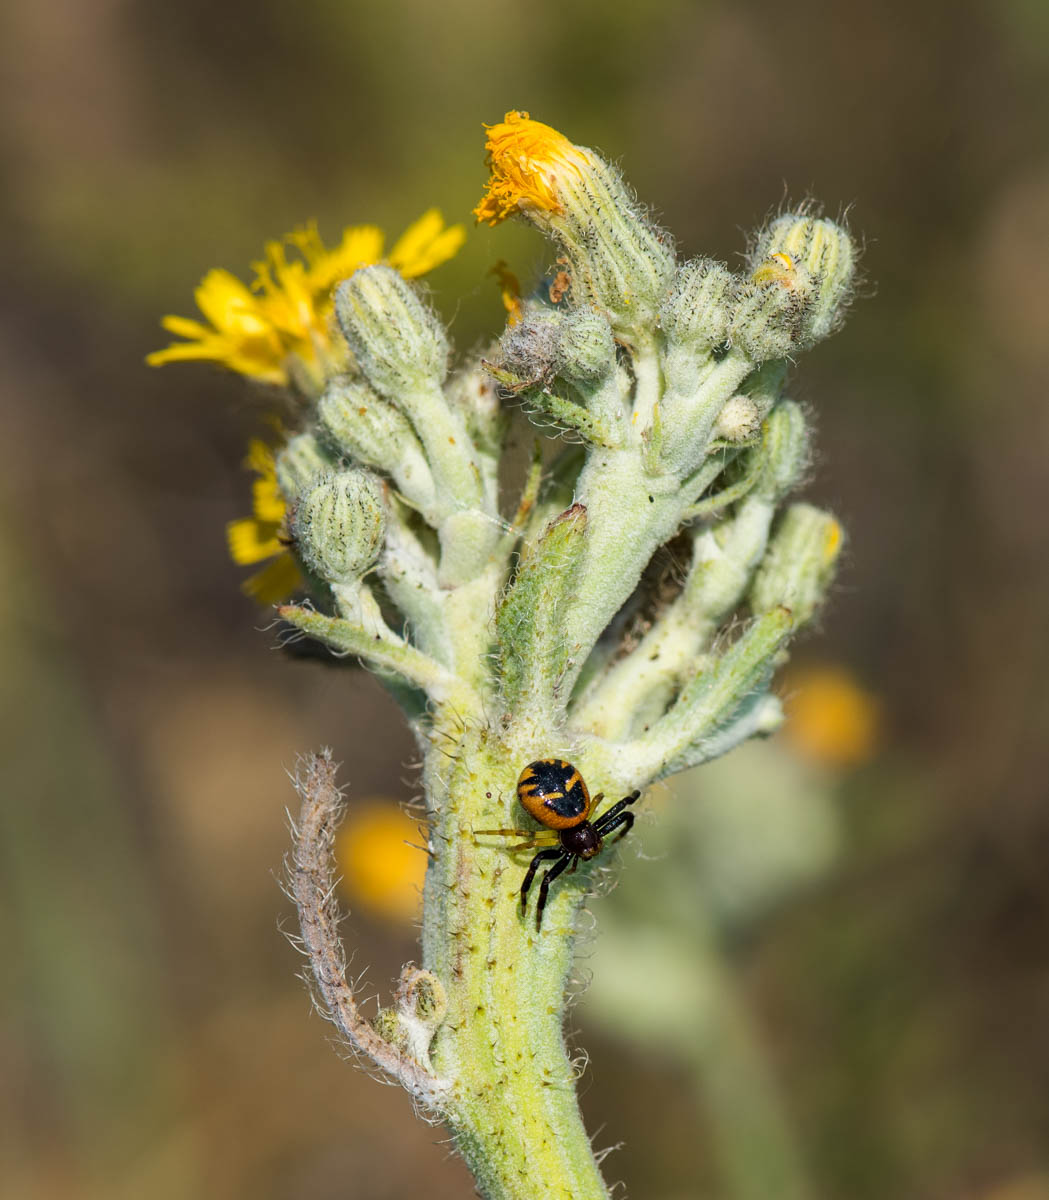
[477,758,641,931]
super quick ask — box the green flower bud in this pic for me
[756,400,810,498]
[317,376,438,519]
[659,258,738,351]
[729,276,804,362]
[557,308,616,381]
[335,265,449,396]
[501,307,615,386]
[747,212,856,348]
[750,502,842,626]
[291,468,386,587]
[499,309,562,384]
[446,362,506,457]
[712,394,762,443]
[274,432,337,499]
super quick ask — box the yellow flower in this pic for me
[784,665,881,768]
[225,439,303,604]
[474,110,594,226]
[148,210,465,390]
[336,801,427,923]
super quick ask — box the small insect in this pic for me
[477,758,641,930]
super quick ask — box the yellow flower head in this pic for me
[784,665,881,768]
[148,210,465,390]
[474,111,594,226]
[336,801,427,923]
[225,439,303,604]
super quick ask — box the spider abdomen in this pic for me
[516,758,590,830]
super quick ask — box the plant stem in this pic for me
[422,724,610,1200]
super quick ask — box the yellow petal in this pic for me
[388,209,443,263]
[242,552,303,604]
[244,439,276,476]
[195,269,270,336]
[309,224,386,293]
[226,517,285,565]
[252,472,286,524]
[160,314,212,339]
[390,210,467,278]
[286,221,328,269]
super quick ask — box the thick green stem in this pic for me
[421,725,610,1200]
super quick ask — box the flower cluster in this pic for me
[152,111,860,1200]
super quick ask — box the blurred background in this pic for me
[2,1,1048,1197]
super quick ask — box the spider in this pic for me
[477,757,641,930]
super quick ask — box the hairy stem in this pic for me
[421,723,611,1200]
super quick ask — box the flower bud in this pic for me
[659,258,738,351]
[712,394,761,443]
[747,212,856,348]
[335,265,449,396]
[274,432,335,499]
[501,306,615,386]
[474,111,674,334]
[750,503,842,626]
[291,469,386,587]
[557,308,616,381]
[756,400,810,498]
[318,376,439,521]
[729,276,804,362]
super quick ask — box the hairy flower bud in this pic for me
[712,395,762,443]
[335,265,449,396]
[474,111,674,334]
[291,469,386,587]
[756,400,810,498]
[501,306,615,386]
[557,308,616,381]
[729,275,805,362]
[659,258,738,351]
[750,503,842,626]
[275,431,337,499]
[747,212,856,348]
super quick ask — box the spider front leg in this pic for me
[592,790,641,837]
[520,847,565,916]
[598,810,634,843]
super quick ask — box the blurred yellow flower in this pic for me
[336,801,427,923]
[147,210,465,390]
[784,665,880,767]
[474,110,594,226]
[225,439,302,604]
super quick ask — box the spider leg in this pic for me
[598,810,634,844]
[584,791,604,820]
[520,848,564,912]
[509,834,560,851]
[592,790,641,834]
[474,827,560,851]
[535,855,573,931]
